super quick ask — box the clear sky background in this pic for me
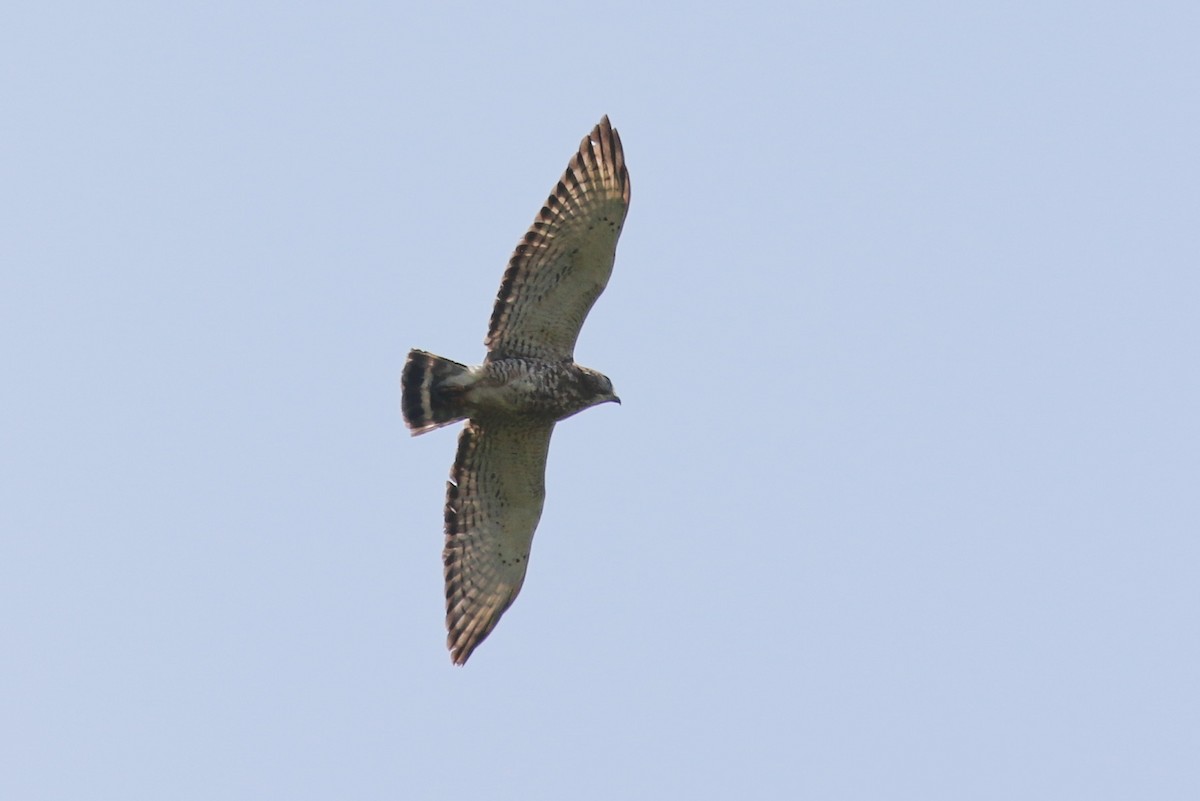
[3,2,1198,799]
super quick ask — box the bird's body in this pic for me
[404,353,617,430]
[401,116,630,665]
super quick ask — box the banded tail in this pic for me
[402,350,471,435]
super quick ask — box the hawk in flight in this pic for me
[402,116,630,665]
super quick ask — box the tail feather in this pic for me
[402,350,471,435]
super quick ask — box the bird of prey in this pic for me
[402,116,630,665]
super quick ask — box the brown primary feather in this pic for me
[485,116,630,362]
[443,420,554,665]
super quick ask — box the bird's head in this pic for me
[578,367,621,408]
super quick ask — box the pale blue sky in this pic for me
[3,2,1198,799]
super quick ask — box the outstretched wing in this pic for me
[485,116,631,362]
[443,418,555,665]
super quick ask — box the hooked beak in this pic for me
[610,395,621,405]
